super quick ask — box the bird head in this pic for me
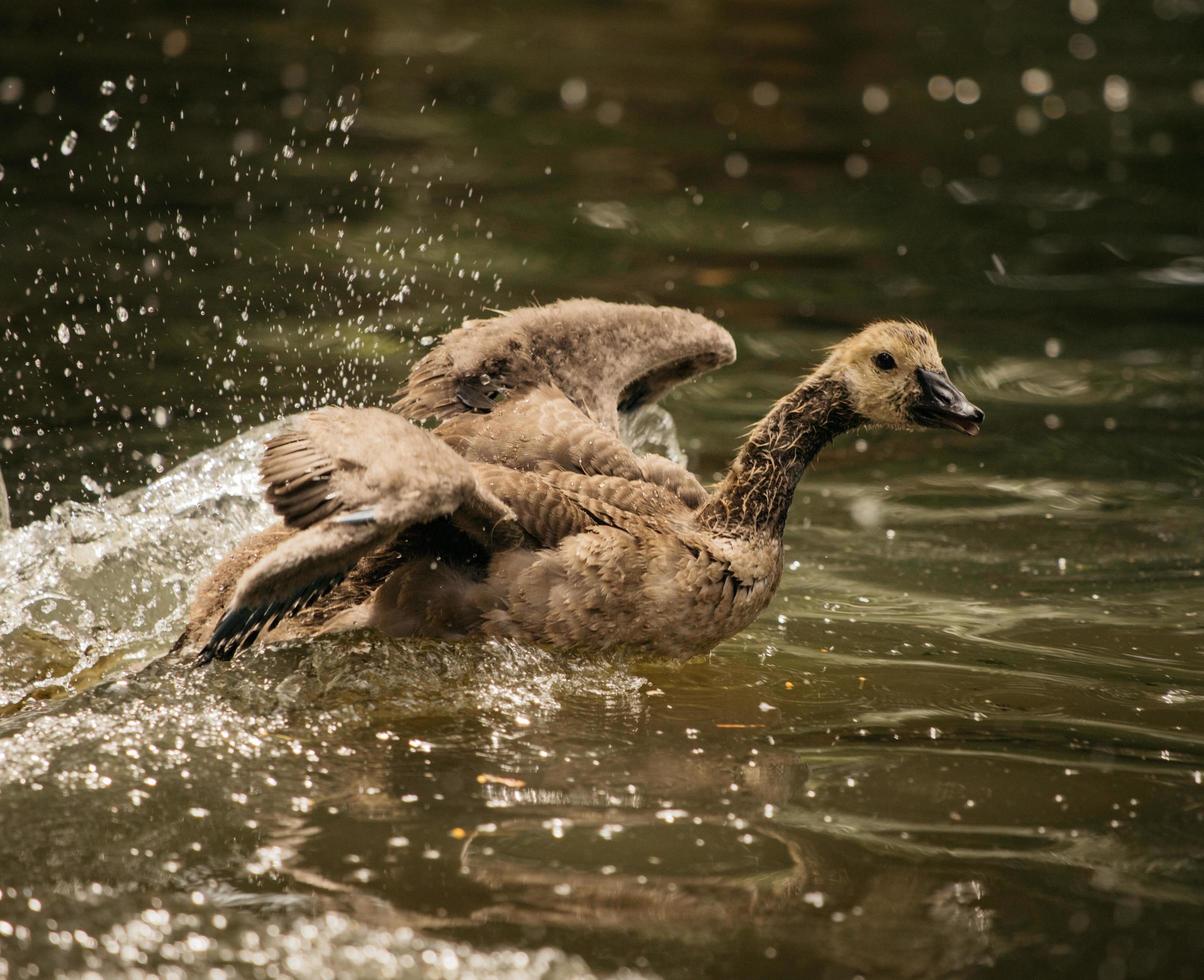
[821,320,984,435]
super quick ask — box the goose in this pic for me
[178,298,983,665]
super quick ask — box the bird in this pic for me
[178,298,983,666]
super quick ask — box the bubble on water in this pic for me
[116,305,129,322]
[100,110,120,132]
[56,323,70,344]
[99,79,116,95]
[60,130,78,155]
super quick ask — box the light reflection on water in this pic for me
[1,0,1203,977]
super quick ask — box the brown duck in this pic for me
[179,298,983,665]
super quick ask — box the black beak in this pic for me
[910,367,985,436]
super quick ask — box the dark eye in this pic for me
[872,351,896,371]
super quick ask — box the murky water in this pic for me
[2,0,1202,977]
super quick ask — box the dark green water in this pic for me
[1,1,1202,977]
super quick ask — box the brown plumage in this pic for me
[179,301,982,665]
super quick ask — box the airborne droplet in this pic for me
[100,110,120,132]
[60,130,78,155]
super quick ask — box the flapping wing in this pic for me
[392,299,736,434]
[195,407,520,665]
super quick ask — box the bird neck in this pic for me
[699,372,861,536]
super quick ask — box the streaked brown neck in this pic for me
[699,374,861,536]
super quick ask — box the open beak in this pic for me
[910,367,985,436]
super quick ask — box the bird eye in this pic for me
[872,351,897,371]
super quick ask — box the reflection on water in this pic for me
[1,0,1203,977]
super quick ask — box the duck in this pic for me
[178,298,983,665]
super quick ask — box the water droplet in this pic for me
[928,75,955,101]
[60,130,78,155]
[560,77,588,110]
[862,84,890,114]
[99,79,116,95]
[281,144,295,159]
[750,80,780,107]
[125,75,137,91]
[100,110,120,132]
[954,77,981,105]
[1021,68,1053,96]
[1103,75,1130,112]
[56,323,70,344]
[116,305,129,322]
[1070,0,1098,25]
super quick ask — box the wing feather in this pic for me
[393,299,735,433]
[194,407,520,665]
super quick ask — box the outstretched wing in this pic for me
[393,300,731,505]
[195,407,521,665]
[392,299,736,434]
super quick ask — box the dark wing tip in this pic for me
[190,573,347,668]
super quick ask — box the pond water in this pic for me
[1,0,1202,977]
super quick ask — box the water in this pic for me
[1,0,1202,977]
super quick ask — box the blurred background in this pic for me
[1,1,1202,979]
[2,0,1200,522]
